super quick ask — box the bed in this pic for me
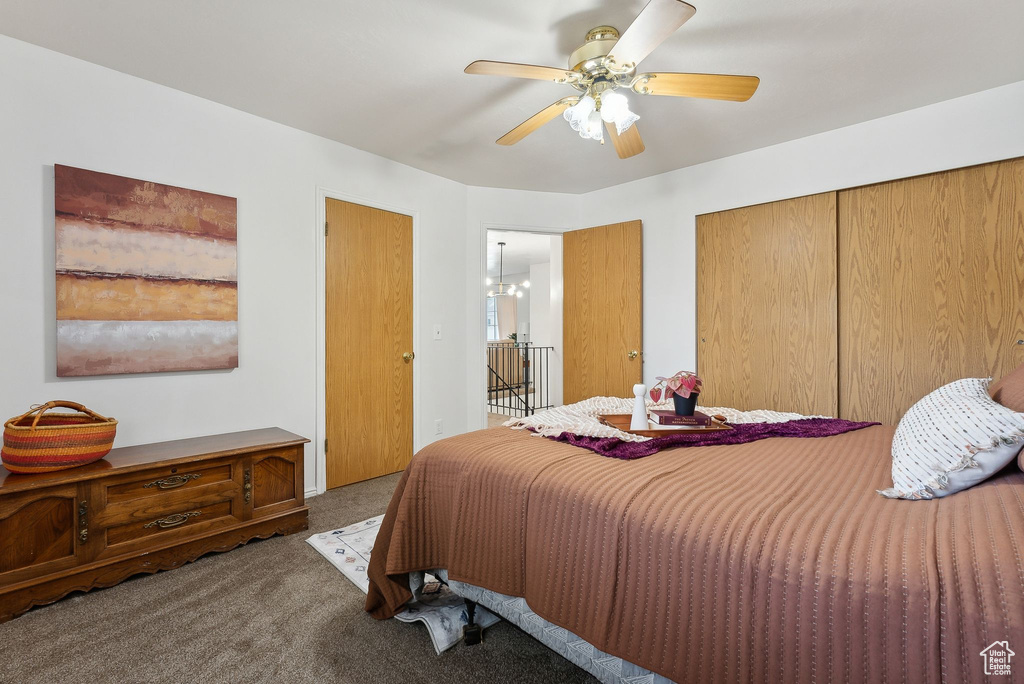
[366,422,1024,683]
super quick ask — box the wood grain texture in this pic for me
[0,509,308,624]
[0,427,308,493]
[697,192,838,415]
[605,122,645,159]
[563,220,643,404]
[633,72,760,101]
[497,98,578,145]
[838,158,1024,423]
[0,496,74,573]
[0,432,308,623]
[325,199,413,488]
[253,455,296,511]
[464,60,580,84]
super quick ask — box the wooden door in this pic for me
[325,199,413,488]
[696,193,838,415]
[562,220,643,403]
[838,159,1024,424]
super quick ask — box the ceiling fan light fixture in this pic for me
[564,95,596,134]
[614,108,640,134]
[599,90,628,123]
[585,110,604,141]
[469,2,759,157]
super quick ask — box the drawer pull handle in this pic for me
[144,511,201,529]
[144,474,201,490]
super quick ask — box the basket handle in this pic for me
[16,401,113,430]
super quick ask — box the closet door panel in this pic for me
[838,158,1024,424]
[697,192,838,415]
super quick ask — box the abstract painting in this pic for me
[55,165,238,376]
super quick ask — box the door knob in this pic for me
[403,352,415,362]
[627,350,639,360]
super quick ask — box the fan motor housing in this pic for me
[569,26,620,73]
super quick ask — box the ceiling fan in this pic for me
[465,0,759,159]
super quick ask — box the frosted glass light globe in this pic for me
[615,109,640,134]
[600,91,628,123]
[565,96,596,134]
[585,110,604,140]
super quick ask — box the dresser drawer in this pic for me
[105,460,234,504]
[104,498,236,548]
[98,475,241,527]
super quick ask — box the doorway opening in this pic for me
[484,230,563,428]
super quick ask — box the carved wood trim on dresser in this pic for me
[0,427,309,623]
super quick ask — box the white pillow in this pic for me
[879,377,1024,500]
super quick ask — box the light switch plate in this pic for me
[432,324,442,340]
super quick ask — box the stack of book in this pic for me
[649,410,713,429]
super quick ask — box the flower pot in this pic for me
[672,393,699,416]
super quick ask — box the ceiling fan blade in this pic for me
[633,72,760,101]
[606,0,696,71]
[605,122,645,159]
[466,60,581,85]
[497,97,579,146]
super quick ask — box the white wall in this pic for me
[528,263,551,347]
[577,80,1024,387]
[0,35,478,495]
[527,238,565,409]
[5,33,1024,484]
[548,236,564,408]
[500,271,531,331]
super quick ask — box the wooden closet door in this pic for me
[697,193,838,415]
[838,159,1024,424]
[563,220,643,403]
[325,199,413,488]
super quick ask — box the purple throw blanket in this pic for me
[549,418,880,460]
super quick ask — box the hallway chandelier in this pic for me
[486,241,529,298]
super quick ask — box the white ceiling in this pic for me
[3,0,1023,194]
[487,231,552,279]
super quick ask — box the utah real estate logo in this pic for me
[980,641,1015,676]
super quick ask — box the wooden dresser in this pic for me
[0,427,309,622]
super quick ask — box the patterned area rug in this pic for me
[306,516,499,654]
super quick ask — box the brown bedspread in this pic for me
[366,426,1024,683]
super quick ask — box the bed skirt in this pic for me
[438,570,673,684]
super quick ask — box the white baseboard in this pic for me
[305,487,319,499]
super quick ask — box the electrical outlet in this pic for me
[434,419,443,435]
[432,324,442,340]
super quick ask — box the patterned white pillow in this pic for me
[879,377,1024,500]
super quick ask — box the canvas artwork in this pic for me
[55,164,238,376]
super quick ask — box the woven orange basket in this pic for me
[2,401,117,474]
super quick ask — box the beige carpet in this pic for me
[0,473,594,684]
